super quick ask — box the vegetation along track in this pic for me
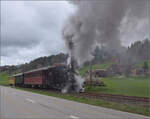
[39,88,150,107]
[76,92,150,107]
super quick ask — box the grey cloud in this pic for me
[1,1,74,65]
[1,2,43,48]
[2,47,19,57]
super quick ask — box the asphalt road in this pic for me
[0,86,149,119]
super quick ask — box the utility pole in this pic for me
[89,60,92,87]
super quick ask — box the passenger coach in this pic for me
[11,65,69,90]
[14,73,24,86]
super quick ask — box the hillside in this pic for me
[0,53,68,74]
[79,62,114,76]
[0,72,9,86]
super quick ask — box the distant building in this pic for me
[93,69,108,77]
[131,67,144,76]
[107,64,126,75]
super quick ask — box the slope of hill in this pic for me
[0,72,9,86]
[79,62,114,76]
[0,53,68,74]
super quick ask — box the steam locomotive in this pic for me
[9,64,84,92]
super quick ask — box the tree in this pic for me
[143,61,149,75]
[126,39,150,65]
[125,65,131,77]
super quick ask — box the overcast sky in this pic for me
[1,1,75,66]
[1,1,149,66]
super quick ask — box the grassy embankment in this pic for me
[14,87,150,116]
[85,76,150,98]
[0,72,9,86]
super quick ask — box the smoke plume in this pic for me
[62,0,148,66]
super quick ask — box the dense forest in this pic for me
[92,38,150,65]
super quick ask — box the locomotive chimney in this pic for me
[68,40,76,91]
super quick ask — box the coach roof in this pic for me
[13,73,23,77]
[24,66,55,74]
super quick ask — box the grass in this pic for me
[0,72,9,86]
[79,62,114,76]
[85,76,150,98]
[14,87,150,116]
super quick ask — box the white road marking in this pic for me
[26,98,36,103]
[13,92,17,95]
[69,115,79,119]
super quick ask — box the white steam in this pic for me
[62,0,148,65]
[61,83,72,93]
[74,74,84,92]
[61,74,84,93]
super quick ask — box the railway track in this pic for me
[45,89,150,106]
[74,92,150,107]
[78,92,150,102]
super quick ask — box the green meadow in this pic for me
[0,72,9,86]
[85,76,150,97]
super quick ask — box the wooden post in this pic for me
[89,61,92,87]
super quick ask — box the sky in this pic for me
[1,1,75,66]
[1,1,149,66]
